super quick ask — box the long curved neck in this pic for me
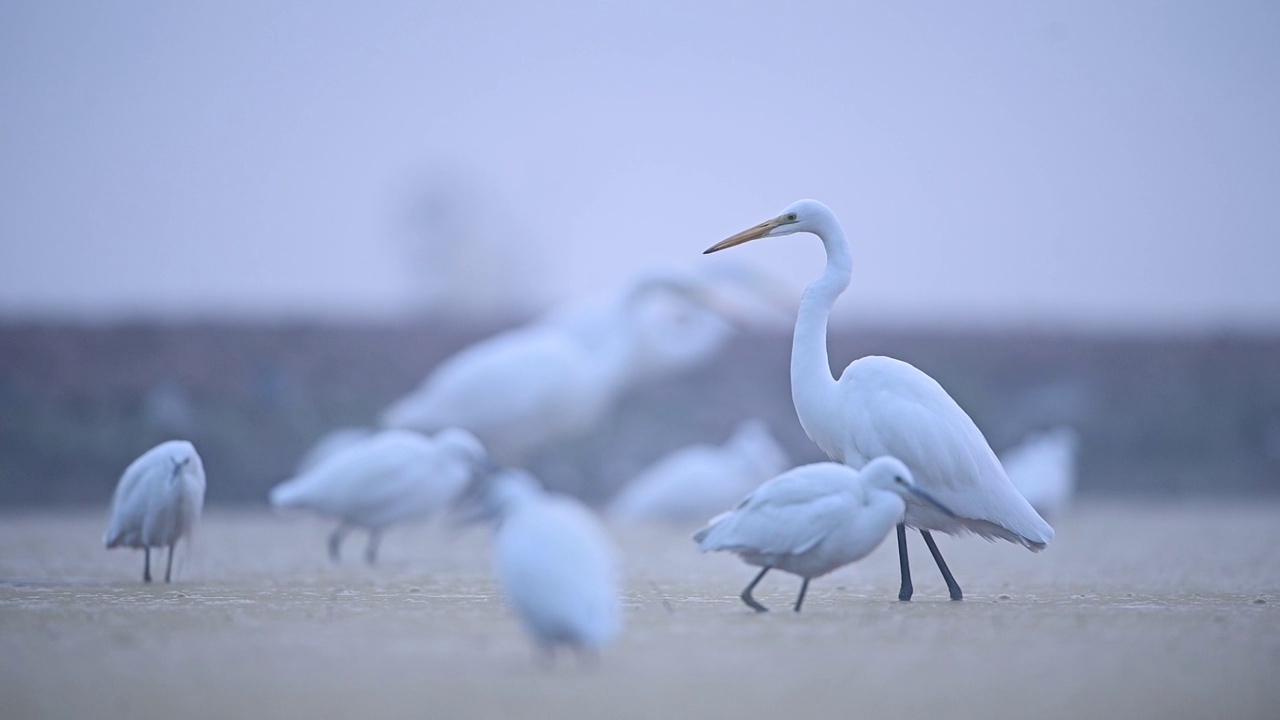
[791,216,852,457]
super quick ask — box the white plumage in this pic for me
[483,469,622,661]
[608,419,789,525]
[695,457,952,612]
[705,199,1053,601]
[269,428,487,564]
[1001,426,1079,520]
[379,270,732,464]
[104,439,206,583]
[294,426,377,474]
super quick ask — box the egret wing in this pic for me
[696,465,855,556]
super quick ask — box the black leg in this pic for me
[164,544,175,583]
[896,523,912,601]
[364,530,382,566]
[793,578,811,613]
[328,525,348,563]
[921,530,963,601]
[740,567,771,613]
[143,547,152,583]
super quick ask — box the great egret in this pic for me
[607,419,789,525]
[471,468,622,663]
[104,440,206,583]
[269,428,488,564]
[695,457,954,612]
[704,199,1053,600]
[1001,426,1079,521]
[380,270,735,464]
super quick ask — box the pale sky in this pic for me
[2,1,1278,329]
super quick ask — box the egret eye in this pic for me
[786,213,798,222]
[894,476,906,484]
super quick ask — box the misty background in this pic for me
[2,1,1278,505]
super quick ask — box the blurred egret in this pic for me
[1001,426,1079,520]
[472,468,622,662]
[608,419,789,525]
[269,428,488,564]
[104,440,206,583]
[695,457,953,612]
[294,426,376,474]
[705,199,1054,600]
[381,270,733,464]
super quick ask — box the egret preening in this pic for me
[1001,426,1079,521]
[704,200,1053,601]
[104,440,206,583]
[269,428,488,564]
[608,419,789,525]
[380,270,737,464]
[695,457,954,612]
[469,468,622,663]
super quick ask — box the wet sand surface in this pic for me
[3,501,1278,720]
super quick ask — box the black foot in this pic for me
[741,567,771,613]
[793,578,810,613]
[921,530,963,601]
[742,592,769,613]
[896,523,913,601]
[328,526,347,563]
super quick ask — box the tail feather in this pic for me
[692,510,732,548]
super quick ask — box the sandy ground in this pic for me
[2,501,1278,720]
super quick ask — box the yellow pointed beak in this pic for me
[703,216,787,254]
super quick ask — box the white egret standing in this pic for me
[608,419,789,525]
[696,457,954,612]
[1001,426,1079,521]
[381,271,731,464]
[269,428,488,564]
[469,468,622,663]
[104,440,206,583]
[705,200,1053,600]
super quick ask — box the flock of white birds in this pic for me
[104,200,1078,663]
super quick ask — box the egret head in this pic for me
[162,440,201,484]
[703,199,836,254]
[862,456,957,518]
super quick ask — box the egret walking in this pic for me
[104,440,206,583]
[695,457,953,612]
[468,468,622,663]
[704,200,1053,600]
[269,428,488,564]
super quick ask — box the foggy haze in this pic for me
[2,1,1278,329]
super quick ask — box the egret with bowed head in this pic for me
[695,457,954,612]
[269,428,488,564]
[104,440,206,583]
